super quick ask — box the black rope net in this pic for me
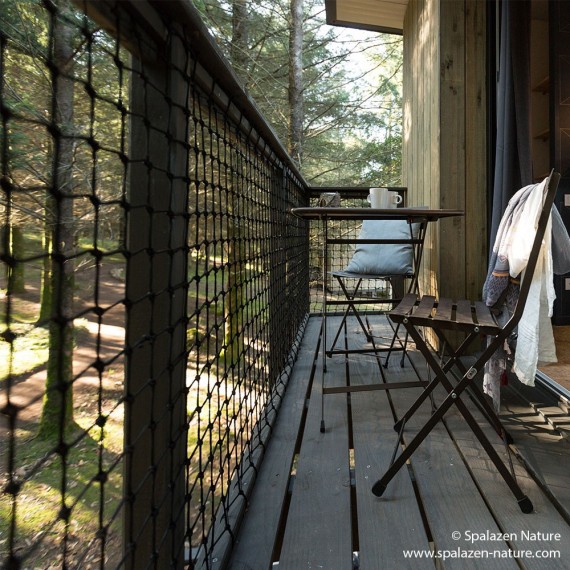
[0,1,308,568]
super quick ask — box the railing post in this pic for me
[124,25,189,569]
[268,166,287,387]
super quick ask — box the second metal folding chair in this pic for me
[325,217,427,367]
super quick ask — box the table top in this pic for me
[291,207,464,221]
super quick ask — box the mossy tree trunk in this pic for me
[38,0,76,438]
[10,226,26,293]
[224,230,246,367]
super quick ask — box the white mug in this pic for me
[367,187,402,208]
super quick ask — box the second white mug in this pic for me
[388,190,403,207]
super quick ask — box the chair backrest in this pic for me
[506,170,560,331]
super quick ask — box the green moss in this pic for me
[0,430,122,561]
[0,324,49,381]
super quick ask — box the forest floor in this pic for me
[0,261,126,568]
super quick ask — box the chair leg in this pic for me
[328,278,373,356]
[372,379,533,513]
[399,330,408,368]
[383,320,410,369]
[375,324,533,513]
[328,305,353,355]
[384,321,402,367]
[409,326,513,448]
[320,317,327,432]
[396,327,511,444]
[373,389,447,497]
[449,388,532,513]
[393,372,440,434]
[390,325,465,431]
[432,329,513,445]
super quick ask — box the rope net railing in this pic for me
[0,1,308,568]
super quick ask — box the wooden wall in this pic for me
[402,0,487,301]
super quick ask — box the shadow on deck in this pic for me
[227,315,570,570]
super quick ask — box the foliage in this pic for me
[0,0,129,438]
[0,0,127,244]
[193,0,403,186]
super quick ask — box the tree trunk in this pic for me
[223,1,250,368]
[223,233,245,367]
[5,225,26,294]
[231,0,249,72]
[39,0,76,438]
[288,0,304,166]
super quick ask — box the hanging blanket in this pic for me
[481,177,568,410]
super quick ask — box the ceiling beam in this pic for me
[325,0,407,35]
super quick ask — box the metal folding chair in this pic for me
[372,171,561,513]
[326,206,427,368]
[327,269,416,367]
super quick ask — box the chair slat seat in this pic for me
[474,301,499,329]
[390,295,502,335]
[413,295,437,319]
[455,299,474,325]
[388,293,417,318]
[435,296,453,322]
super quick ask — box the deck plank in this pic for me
[227,318,319,570]
[500,384,570,517]
[228,315,570,569]
[442,388,570,568]
[387,353,517,568]
[348,317,433,569]
[277,316,352,570]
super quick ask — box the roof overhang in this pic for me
[324,0,407,35]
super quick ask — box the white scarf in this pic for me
[508,178,557,385]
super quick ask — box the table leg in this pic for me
[321,218,328,432]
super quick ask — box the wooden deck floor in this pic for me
[227,315,570,570]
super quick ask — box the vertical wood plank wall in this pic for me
[402,0,440,297]
[403,0,487,302]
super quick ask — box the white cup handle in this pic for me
[394,194,403,205]
[367,195,372,204]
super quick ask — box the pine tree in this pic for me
[38,0,77,437]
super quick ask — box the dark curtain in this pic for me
[489,0,532,247]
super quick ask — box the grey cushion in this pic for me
[344,219,419,276]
